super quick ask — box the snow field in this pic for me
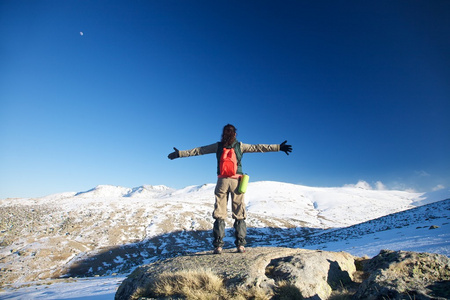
[0,181,448,299]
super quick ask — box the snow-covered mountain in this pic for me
[0,181,449,299]
[73,184,174,198]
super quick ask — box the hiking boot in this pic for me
[237,246,245,253]
[213,247,223,254]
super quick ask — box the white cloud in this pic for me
[432,184,445,191]
[344,180,372,190]
[415,170,430,177]
[80,31,84,36]
[375,181,386,190]
[390,181,417,193]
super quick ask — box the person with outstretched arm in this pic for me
[168,124,292,254]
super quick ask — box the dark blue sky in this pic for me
[1,1,449,198]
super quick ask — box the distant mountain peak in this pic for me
[75,184,174,198]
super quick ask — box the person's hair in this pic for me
[221,124,237,147]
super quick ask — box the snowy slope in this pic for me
[245,181,421,228]
[0,181,449,299]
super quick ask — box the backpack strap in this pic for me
[232,141,243,167]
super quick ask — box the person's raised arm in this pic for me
[240,141,293,154]
[167,143,219,160]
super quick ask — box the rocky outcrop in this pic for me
[355,249,450,299]
[115,247,357,300]
[115,247,450,300]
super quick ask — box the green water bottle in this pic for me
[238,174,249,194]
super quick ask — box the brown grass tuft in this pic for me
[133,268,272,300]
[273,280,303,300]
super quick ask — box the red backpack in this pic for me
[219,147,238,177]
[217,141,242,177]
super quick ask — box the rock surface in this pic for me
[115,247,450,300]
[115,247,357,300]
[266,250,356,299]
[355,249,450,299]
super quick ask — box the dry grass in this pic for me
[233,285,272,300]
[134,269,271,300]
[272,281,303,300]
[153,269,225,299]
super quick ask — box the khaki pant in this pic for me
[213,177,247,220]
[212,177,247,247]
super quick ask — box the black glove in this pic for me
[168,147,180,160]
[280,140,292,155]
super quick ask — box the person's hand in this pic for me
[280,141,292,155]
[168,147,180,160]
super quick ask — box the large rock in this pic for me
[266,250,356,299]
[355,249,450,299]
[115,247,356,300]
[115,247,450,300]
